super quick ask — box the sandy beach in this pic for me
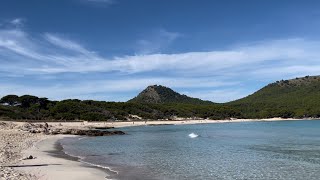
[18,135,107,180]
[10,117,314,129]
[0,118,317,179]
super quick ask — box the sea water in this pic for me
[60,120,320,180]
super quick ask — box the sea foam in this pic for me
[188,133,199,138]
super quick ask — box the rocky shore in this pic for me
[0,122,43,179]
[19,122,125,136]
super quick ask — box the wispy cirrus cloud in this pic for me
[15,36,320,79]
[0,77,238,101]
[1,27,320,102]
[183,89,252,103]
[136,29,182,54]
[0,18,26,29]
[44,33,93,54]
[10,18,25,27]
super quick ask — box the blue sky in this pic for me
[1,0,320,102]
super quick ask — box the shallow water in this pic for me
[60,120,320,180]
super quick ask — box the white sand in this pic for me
[29,117,317,129]
[18,135,108,180]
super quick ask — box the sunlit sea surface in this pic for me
[60,120,320,180]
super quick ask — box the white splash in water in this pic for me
[188,133,199,138]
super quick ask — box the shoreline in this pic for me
[2,118,319,179]
[105,117,319,127]
[6,117,318,129]
[18,135,109,180]
[47,117,320,129]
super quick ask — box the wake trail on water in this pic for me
[188,133,199,138]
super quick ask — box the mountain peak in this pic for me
[128,85,212,104]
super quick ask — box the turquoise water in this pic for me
[61,120,320,180]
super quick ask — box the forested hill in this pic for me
[227,75,320,118]
[1,75,320,121]
[128,85,213,105]
[0,95,238,121]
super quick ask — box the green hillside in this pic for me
[228,76,320,118]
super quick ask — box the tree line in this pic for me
[0,94,240,121]
[1,93,320,121]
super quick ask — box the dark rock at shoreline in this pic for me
[66,129,125,136]
[46,128,125,136]
[22,155,35,160]
[147,124,174,126]
[47,128,125,136]
[91,126,115,130]
[19,123,125,136]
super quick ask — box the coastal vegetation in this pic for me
[0,97,239,121]
[228,75,320,118]
[1,76,320,121]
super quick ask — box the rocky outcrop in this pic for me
[89,126,115,130]
[49,128,125,136]
[19,123,125,136]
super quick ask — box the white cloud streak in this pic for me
[0,78,238,101]
[10,18,25,27]
[44,33,91,54]
[1,30,319,78]
[0,18,25,28]
[1,28,320,102]
[183,89,252,103]
[136,29,182,54]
